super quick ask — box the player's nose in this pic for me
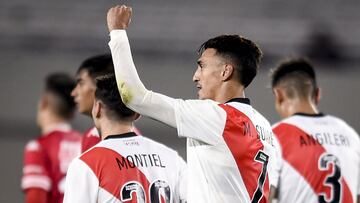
[192,68,200,82]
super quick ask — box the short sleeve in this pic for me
[174,99,227,145]
[21,140,51,191]
[63,158,99,203]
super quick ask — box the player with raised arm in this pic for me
[269,58,360,203]
[21,73,82,203]
[71,54,141,152]
[107,5,276,202]
[64,74,187,203]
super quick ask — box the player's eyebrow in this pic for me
[76,78,82,83]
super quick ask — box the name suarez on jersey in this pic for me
[299,132,350,147]
[116,154,165,170]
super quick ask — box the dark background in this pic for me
[1,0,359,202]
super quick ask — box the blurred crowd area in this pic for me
[0,0,359,202]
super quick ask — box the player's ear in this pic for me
[222,64,234,81]
[133,113,141,121]
[39,94,48,110]
[92,100,102,119]
[314,87,321,105]
[273,87,285,105]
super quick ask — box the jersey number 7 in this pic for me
[252,150,269,203]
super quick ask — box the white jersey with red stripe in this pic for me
[272,113,360,203]
[63,132,187,203]
[175,98,276,203]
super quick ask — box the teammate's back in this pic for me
[269,58,360,203]
[66,133,186,202]
[22,73,81,203]
[273,114,360,203]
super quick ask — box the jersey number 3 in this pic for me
[121,180,171,203]
[318,153,342,203]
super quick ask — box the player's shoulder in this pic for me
[325,115,360,138]
[24,138,42,152]
[138,136,181,157]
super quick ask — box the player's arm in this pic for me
[22,140,50,203]
[269,186,278,203]
[25,188,47,203]
[268,135,282,203]
[107,5,178,128]
[107,6,227,146]
[63,159,99,203]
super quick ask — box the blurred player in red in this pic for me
[21,73,82,203]
[64,74,187,202]
[269,59,360,203]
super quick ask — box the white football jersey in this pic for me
[272,113,360,203]
[174,98,276,203]
[63,132,187,203]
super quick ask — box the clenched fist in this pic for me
[107,5,132,32]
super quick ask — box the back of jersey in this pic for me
[22,129,82,203]
[273,114,360,203]
[64,133,187,203]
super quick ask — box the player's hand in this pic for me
[107,5,132,32]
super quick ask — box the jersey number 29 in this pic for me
[121,180,171,203]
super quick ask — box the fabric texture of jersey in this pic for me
[22,124,82,203]
[272,113,360,203]
[64,132,187,203]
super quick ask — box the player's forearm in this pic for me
[109,30,177,128]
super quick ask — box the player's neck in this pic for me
[99,119,134,140]
[39,111,69,134]
[216,82,245,103]
[287,99,319,117]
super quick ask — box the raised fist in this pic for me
[107,5,132,32]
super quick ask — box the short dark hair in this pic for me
[271,58,318,99]
[95,74,136,121]
[45,73,76,119]
[77,54,114,80]
[198,35,262,87]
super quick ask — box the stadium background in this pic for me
[0,0,359,202]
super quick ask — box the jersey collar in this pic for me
[225,98,251,105]
[293,112,325,117]
[42,123,71,135]
[104,132,138,140]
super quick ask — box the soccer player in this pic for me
[107,5,276,202]
[21,73,82,203]
[71,54,128,152]
[63,74,187,202]
[269,58,360,203]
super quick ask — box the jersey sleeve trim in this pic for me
[21,175,51,191]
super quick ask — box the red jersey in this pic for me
[81,126,142,153]
[81,127,101,153]
[21,124,82,203]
